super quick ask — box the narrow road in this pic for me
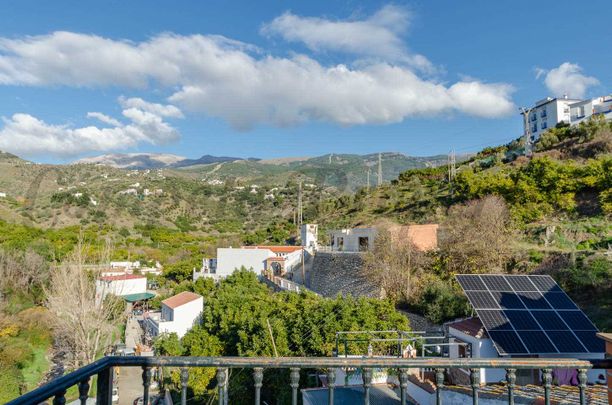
[117,316,158,405]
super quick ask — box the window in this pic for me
[531,123,537,132]
[530,113,537,122]
[358,237,369,252]
[540,109,547,118]
[541,122,547,130]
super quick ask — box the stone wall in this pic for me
[309,252,381,298]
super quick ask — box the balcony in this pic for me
[7,356,610,405]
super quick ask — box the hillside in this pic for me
[310,118,611,328]
[179,152,452,191]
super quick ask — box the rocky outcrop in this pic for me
[309,252,381,298]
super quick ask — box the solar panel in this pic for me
[529,275,562,292]
[505,275,538,291]
[543,292,578,310]
[478,310,512,331]
[517,330,558,353]
[559,311,597,331]
[574,331,605,352]
[456,275,486,291]
[546,331,587,353]
[531,311,568,330]
[517,291,552,309]
[488,331,528,355]
[455,274,602,355]
[465,291,499,309]
[480,275,513,291]
[504,310,539,330]
[489,291,525,309]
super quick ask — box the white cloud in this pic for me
[119,96,184,118]
[537,62,599,98]
[261,6,435,73]
[86,112,122,127]
[0,30,515,131]
[0,99,181,157]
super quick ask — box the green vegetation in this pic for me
[155,270,408,403]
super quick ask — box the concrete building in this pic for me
[193,246,305,280]
[329,228,377,252]
[301,224,318,250]
[328,224,439,252]
[146,291,203,338]
[521,94,612,140]
[95,274,147,302]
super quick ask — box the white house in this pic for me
[95,274,147,302]
[146,291,203,338]
[521,94,612,140]
[110,261,141,270]
[0,192,6,198]
[329,228,377,252]
[193,246,305,280]
[301,224,318,250]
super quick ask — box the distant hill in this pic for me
[75,153,186,169]
[75,153,254,169]
[171,154,255,168]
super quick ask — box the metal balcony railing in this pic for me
[6,356,610,405]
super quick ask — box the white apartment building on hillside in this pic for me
[521,94,612,140]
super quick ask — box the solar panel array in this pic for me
[455,274,603,355]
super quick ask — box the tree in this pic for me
[45,238,125,368]
[362,224,429,303]
[440,195,514,274]
[0,249,49,304]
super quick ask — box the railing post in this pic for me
[217,367,228,405]
[578,368,587,405]
[78,378,90,405]
[505,368,516,405]
[142,366,152,405]
[52,389,66,405]
[542,368,552,405]
[327,368,336,405]
[399,369,408,405]
[290,367,300,405]
[435,368,445,405]
[180,368,189,405]
[253,367,264,405]
[470,368,480,405]
[362,368,372,405]
[96,367,113,405]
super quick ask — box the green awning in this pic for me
[122,292,156,302]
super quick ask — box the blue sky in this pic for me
[0,0,610,163]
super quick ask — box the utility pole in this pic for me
[377,153,383,186]
[297,180,303,232]
[519,106,534,158]
[447,149,456,195]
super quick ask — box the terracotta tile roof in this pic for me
[243,245,303,253]
[99,274,146,282]
[162,291,202,309]
[447,317,488,339]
